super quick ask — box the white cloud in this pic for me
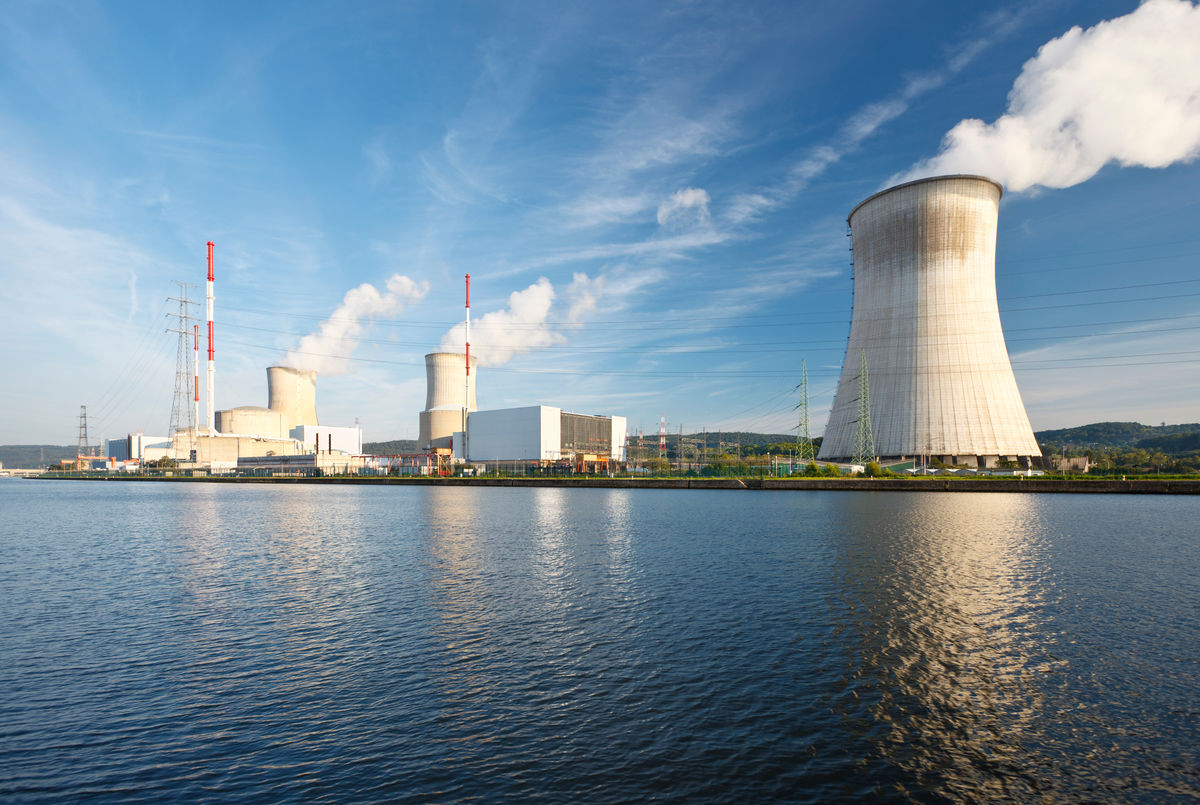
[560,194,653,229]
[897,0,1200,191]
[657,187,711,227]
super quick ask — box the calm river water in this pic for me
[1,480,1197,802]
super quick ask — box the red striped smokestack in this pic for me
[205,241,215,431]
[463,273,471,460]
[464,274,471,376]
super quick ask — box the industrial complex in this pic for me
[92,255,627,476]
[82,173,1043,478]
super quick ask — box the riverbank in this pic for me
[30,474,1200,493]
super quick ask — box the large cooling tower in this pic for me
[818,175,1041,468]
[267,366,319,434]
[419,352,477,449]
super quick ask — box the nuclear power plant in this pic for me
[819,175,1041,469]
[104,252,624,475]
[102,174,1050,478]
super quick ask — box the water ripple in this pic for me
[0,482,1197,802]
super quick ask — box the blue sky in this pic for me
[2,0,1198,445]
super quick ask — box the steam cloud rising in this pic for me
[440,273,604,367]
[284,274,428,375]
[897,0,1200,191]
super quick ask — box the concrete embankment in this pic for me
[31,474,1200,493]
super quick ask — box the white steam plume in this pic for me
[439,274,606,367]
[284,274,428,375]
[896,0,1200,192]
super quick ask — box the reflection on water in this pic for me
[827,494,1079,800]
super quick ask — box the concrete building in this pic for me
[466,406,626,469]
[819,175,1041,469]
[106,433,171,463]
[419,352,477,449]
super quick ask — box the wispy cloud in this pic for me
[362,136,392,185]
[724,6,1034,224]
[657,187,711,227]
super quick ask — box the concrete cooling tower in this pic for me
[419,352,477,449]
[818,175,1041,469]
[267,366,319,434]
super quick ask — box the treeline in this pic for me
[363,439,420,455]
[1035,421,1200,449]
[0,445,79,468]
[1036,421,1200,474]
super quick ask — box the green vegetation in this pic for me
[362,439,420,455]
[0,445,78,468]
[1036,421,1200,475]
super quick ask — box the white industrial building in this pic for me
[415,351,627,470]
[466,406,626,468]
[819,175,1041,469]
[106,432,171,463]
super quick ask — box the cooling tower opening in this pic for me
[819,174,1041,469]
[267,366,319,434]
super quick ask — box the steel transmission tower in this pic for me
[851,349,875,467]
[166,282,199,439]
[795,359,814,463]
[77,405,92,457]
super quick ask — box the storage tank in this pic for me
[419,352,477,449]
[267,366,319,434]
[818,175,1041,468]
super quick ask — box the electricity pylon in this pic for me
[851,349,874,467]
[795,359,814,463]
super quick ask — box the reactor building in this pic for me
[417,350,626,470]
[818,175,1041,469]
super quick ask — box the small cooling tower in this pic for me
[419,352,477,449]
[818,175,1041,469]
[267,366,319,434]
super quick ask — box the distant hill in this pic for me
[0,445,79,468]
[363,439,421,455]
[1035,422,1200,450]
[1134,432,1200,454]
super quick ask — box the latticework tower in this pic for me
[851,349,874,467]
[796,360,814,463]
